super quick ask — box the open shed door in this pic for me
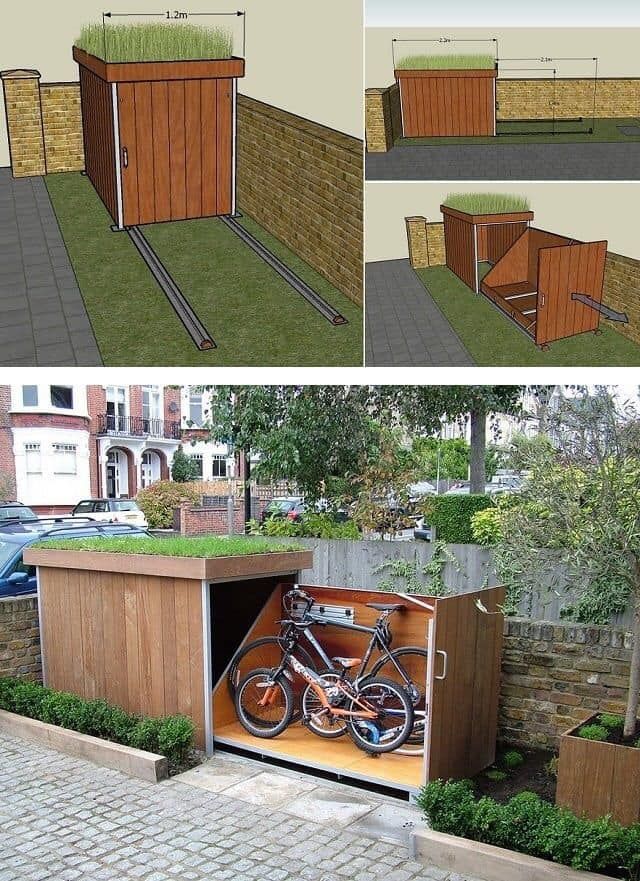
[536,240,607,346]
[118,78,233,226]
[426,587,504,782]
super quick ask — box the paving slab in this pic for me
[286,784,377,826]
[349,801,427,845]
[221,768,317,807]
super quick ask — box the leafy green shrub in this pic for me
[597,713,625,732]
[423,495,493,543]
[417,780,640,876]
[158,716,196,766]
[7,680,52,718]
[471,506,502,546]
[136,479,201,528]
[260,512,359,540]
[501,749,525,770]
[485,768,508,782]
[128,717,163,754]
[577,724,609,741]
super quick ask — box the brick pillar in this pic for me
[405,216,429,269]
[365,87,393,152]
[1,69,46,177]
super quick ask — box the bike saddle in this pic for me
[332,656,361,669]
[366,602,406,612]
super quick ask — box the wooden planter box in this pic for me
[395,67,497,137]
[556,714,640,825]
[73,46,245,228]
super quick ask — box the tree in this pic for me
[412,437,504,484]
[171,445,198,482]
[495,387,640,738]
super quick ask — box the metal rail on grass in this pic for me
[127,226,216,350]
[220,216,348,326]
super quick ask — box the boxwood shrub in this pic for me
[423,495,494,543]
[417,779,640,877]
[0,677,194,769]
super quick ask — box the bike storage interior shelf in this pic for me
[25,545,504,796]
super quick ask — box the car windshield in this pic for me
[267,500,294,512]
[0,506,36,522]
[111,500,139,511]
[0,540,19,567]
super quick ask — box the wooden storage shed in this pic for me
[73,46,245,229]
[25,546,504,795]
[395,66,497,137]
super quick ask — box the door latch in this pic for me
[122,146,129,169]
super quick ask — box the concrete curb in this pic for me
[410,829,613,881]
[0,709,168,782]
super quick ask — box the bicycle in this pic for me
[234,620,415,755]
[227,586,428,755]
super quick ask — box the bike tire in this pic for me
[370,646,428,754]
[227,636,318,701]
[345,676,414,754]
[234,667,294,739]
[301,670,348,739]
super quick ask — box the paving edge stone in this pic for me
[410,830,613,881]
[0,709,168,782]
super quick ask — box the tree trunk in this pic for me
[625,591,640,738]
[469,406,486,494]
[243,450,251,533]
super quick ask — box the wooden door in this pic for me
[117,78,233,226]
[536,241,607,346]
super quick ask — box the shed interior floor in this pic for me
[214,719,423,791]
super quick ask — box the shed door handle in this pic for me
[435,650,448,680]
[122,146,128,169]
[540,293,545,307]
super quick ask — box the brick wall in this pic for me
[0,70,46,177]
[236,95,363,306]
[500,618,631,750]
[426,222,446,266]
[497,79,640,120]
[405,219,446,269]
[603,252,640,346]
[174,501,245,535]
[0,596,42,681]
[0,386,16,499]
[40,83,84,173]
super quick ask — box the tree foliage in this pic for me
[171,445,199,483]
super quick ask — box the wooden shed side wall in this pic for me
[39,566,206,747]
[427,586,505,782]
[478,221,529,264]
[79,66,117,223]
[443,213,476,290]
[399,75,495,137]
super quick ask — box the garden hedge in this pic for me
[418,780,640,878]
[0,677,195,770]
[424,495,494,543]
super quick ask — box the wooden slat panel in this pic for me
[174,579,194,721]
[612,745,640,825]
[398,74,496,137]
[185,79,202,218]
[188,581,205,747]
[168,80,187,220]
[443,213,476,290]
[101,573,128,709]
[124,576,140,713]
[581,741,616,819]
[216,78,232,214]
[79,66,118,223]
[556,735,588,811]
[117,82,138,227]
[201,78,218,216]
[66,569,85,697]
[80,571,106,699]
[161,580,178,714]
[133,82,155,224]
[151,80,171,222]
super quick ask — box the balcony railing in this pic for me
[96,414,181,440]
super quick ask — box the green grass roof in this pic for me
[396,53,495,70]
[75,22,233,62]
[36,536,303,558]
[442,192,531,214]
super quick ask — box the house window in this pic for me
[52,443,77,474]
[106,386,127,432]
[24,443,41,474]
[142,386,162,433]
[189,454,203,479]
[22,386,38,407]
[51,386,73,410]
[211,455,227,478]
[188,390,204,427]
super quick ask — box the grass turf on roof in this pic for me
[442,192,531,213]
[75,23,233,63]
[35,536,303,557]
[396,54,495,70]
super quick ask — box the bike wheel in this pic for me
[301,671,348,739]
[346,676,414,754]
[227,637,317,701]
[370,647,428,755]
[234,667,294,739]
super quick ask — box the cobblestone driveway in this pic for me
[0,733,480,881]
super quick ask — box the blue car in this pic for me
[0,519,150,598]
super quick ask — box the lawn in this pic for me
[397,117,640,146]
[415,265,640,366]
[45,172,362,366]
[38,536,302,557]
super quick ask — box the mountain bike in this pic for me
[234,620,415,754]
[227,586,428,755]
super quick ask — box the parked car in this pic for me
[0,521,150,598]
[0,501,38,523]
[445,483,512,495]
[71,498,147,527]
[260,497,305,524]
[413,517,432,542]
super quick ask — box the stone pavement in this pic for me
[0,731,483,881]
[365,141,640,180]
[365,259,473,367]
[0,168,102,366]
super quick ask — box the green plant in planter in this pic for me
[597,713,625,732]
[75,22,233,63]
[577,724,609,742]
[484,768,508,782]
[501,749,525,769]
[442,192,531,214]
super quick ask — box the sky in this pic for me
[365,0,640,27]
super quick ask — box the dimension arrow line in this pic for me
[497,57,598,61]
